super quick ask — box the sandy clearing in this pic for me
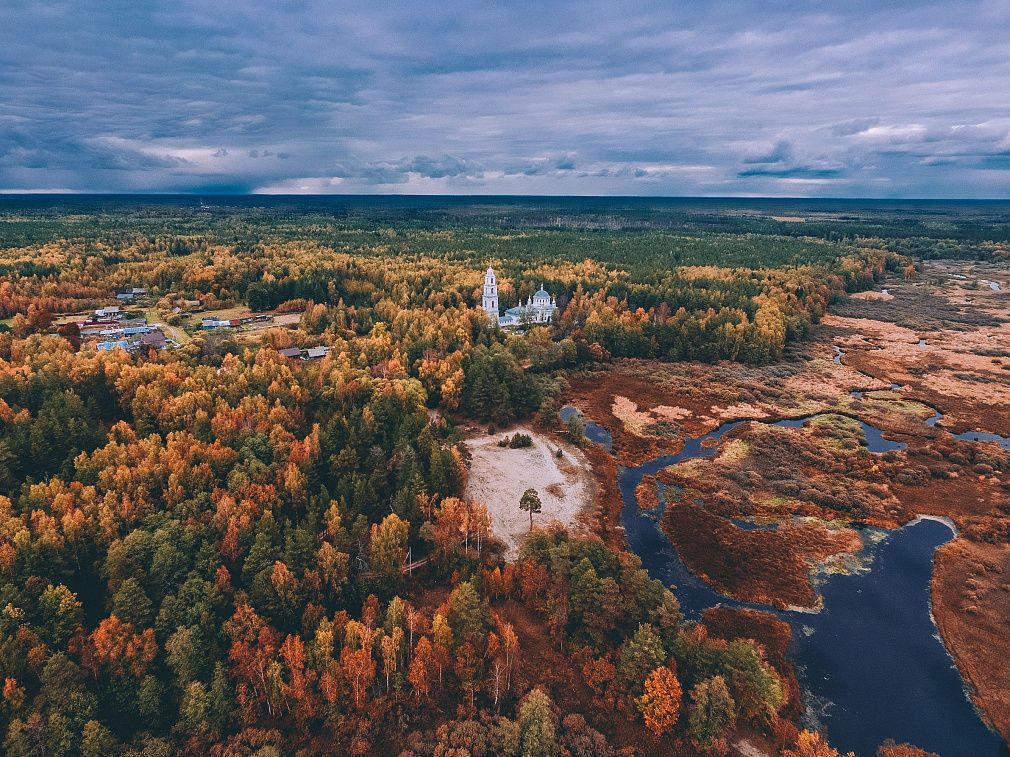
[464,426,596,559]
[850,289,895,301]
[733,738,773,757]
[273,312,303,326]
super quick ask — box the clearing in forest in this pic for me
[464,426,596,559]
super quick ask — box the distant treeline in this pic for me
[2,196,1009,255]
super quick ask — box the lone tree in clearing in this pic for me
[520,487,542,531]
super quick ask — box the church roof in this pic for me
[534,288,549,298]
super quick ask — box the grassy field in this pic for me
[142,306,191,345]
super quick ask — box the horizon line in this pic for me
[1,192,1010,202]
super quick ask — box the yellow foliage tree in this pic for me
[636,665,683,737]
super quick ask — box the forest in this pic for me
[0,197,924,755]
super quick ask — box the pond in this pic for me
[951,429,1010,451]
[559,405,613,449]
[608,412,1003,756]
[923,407,1008,448]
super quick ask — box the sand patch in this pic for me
[610,395,655,436]
[850,289,895,301]
[464,426,595,559]
[653,404,692,421]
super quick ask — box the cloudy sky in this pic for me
[3,0,1010,196]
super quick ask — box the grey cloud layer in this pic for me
[2,0,1009,196]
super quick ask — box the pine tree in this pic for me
[520,487,542,531]
[207,663,236,735]
[617,623,667,695]
[166,625,204,687]
[110,578,152,627]
[446,580,486,647]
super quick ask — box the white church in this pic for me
[482,266,558,328]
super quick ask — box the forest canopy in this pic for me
[0,197,918,755]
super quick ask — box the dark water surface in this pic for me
[559,405,613,449]
[951,430,1010,450]
[786,517,1003,756]
[606,411,1004,756]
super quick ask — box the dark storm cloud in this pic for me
[737,166,843,179]
[744,142,794,165]
[2,0,1010,196]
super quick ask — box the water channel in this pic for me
[562,398,1007,755]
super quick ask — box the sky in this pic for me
[2,0,1010,197]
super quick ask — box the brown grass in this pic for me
[635,475,661,511]
[932,539,1010,744]
[663,502,862,609]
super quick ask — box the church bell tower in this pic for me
[482,266,499,320]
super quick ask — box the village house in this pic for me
[276,345,331,360]
[139,331,168,350]
[79,320,121,336]
[98,324,157,339]
[93,327,171,353]
[202,313,273,330]
[303,346,330,360]
[116,287,148,301]
[171,299,203,314]
[93,305,121,320]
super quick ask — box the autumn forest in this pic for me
[0,196,984,756]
